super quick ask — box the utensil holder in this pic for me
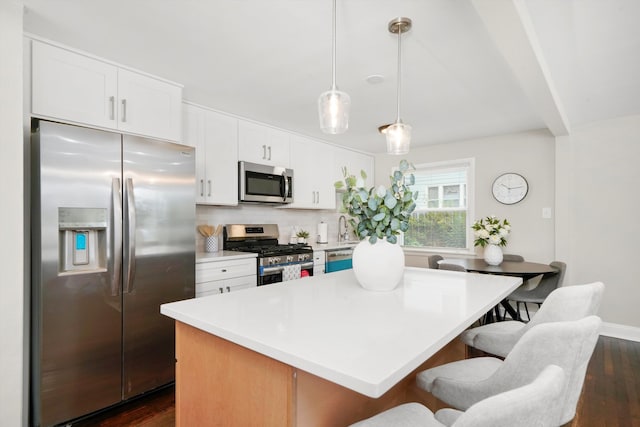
[205,236,219,253]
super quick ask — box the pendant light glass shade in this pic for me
[319,88,350,134]
[318,0,349,134]
[386,121,412,155]
[385,17,412,154]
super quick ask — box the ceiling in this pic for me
[22,0,640,153]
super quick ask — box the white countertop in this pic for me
[196,250,257,263]
[161,268,521,398]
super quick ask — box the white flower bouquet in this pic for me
[472,216,510,247]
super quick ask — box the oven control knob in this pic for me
[286,255,294,263]
[273,257,281,265]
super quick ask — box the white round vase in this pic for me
[483,244,503,266]
[352,238,405,292]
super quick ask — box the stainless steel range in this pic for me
[224,224,314,285]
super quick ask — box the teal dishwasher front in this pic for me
[325,248,353,273]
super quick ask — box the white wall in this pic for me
[0,1,26,425]
[375,130,556,268]
[556,114,640,332]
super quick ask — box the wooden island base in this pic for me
[175,321,464,426]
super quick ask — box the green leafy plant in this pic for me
[296,229,310,239]
[471,216,511,247]
[334,159,418,244]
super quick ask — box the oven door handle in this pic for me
[262,266,285,275]
[299,261,314,269]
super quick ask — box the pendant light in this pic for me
[385,17,412,155]
[318,0,350,134]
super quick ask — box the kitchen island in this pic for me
[161,267,521,426]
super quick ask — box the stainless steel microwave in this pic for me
[238,161,293,204]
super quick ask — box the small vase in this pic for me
[352,238,405,292]
[483,244,503,266]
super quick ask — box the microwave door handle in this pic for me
[282,171,289,202]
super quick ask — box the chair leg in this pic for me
[523,302,531,322]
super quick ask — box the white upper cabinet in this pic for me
[287,135,336,210]
[182,103,238,205]
[32,40,118,130]
[333,147,375,187]
[238,120,290,167]
[117,68,182,141]
[31,39,182,142]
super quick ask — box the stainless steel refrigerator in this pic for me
[30,120,195,427]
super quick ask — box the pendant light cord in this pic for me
[396,26,402,123]
[331,0,337,90]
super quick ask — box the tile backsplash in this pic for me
[196,199,350,252]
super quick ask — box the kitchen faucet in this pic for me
[338,215,349,242]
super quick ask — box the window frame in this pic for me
[400,158,475,255]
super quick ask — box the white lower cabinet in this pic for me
[196,257,256,298]
[313,250,326,275]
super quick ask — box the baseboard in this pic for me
[600,322,640,342]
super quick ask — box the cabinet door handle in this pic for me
[221,269,227,272]
[226,286,231,292]
[109,96,115,120]
[316,191,320,204]
[268,146,272,161]
[121,99,127,122]
[199,179,204,197]
[219,287,224,294]
[262,145,267,160]
[207,180,212,197]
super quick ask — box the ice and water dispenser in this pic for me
[58,207,108,274]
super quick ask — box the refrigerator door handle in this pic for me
[124,177,137,293]
[111,178,123,296]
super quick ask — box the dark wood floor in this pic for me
[70,336,639,427]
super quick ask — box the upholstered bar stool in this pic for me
[349,365,565,427]
[461,281,604,357]
[416,316,602,426]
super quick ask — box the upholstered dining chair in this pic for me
[502,254,524,262]
[428,255,443,269]
[461,281,604,358]
[438,263,467,272]
[417,316,602,426]
[507,261,567,321]
[349,365,565,427]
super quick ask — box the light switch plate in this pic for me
[542,207,552,219]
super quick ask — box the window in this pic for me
[403,158,474,251]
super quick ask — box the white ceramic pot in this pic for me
[205,236,219,253]
[483,244,503,266]
[352,238,405,292]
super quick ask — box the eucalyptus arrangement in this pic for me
[334,159,418,244]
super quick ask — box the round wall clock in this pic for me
[492,173,528,205]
